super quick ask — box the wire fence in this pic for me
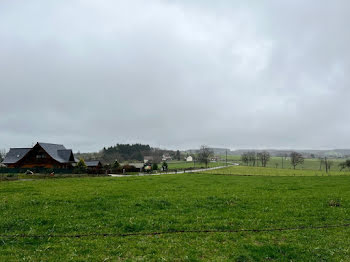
[1,223,350,239]
[0,167,73,174]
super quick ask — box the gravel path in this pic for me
[109,165,232,178]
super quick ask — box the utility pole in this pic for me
[226,150,228,166]
[281,155,284,169]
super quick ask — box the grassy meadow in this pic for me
[167,156,347,172]
[167,160,225,170]
[1,167,350,260]
[222,155,346,170]
[204,165,350,177]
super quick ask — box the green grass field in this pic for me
[1,169,350,261]
[220,155,346,171]
[167,161,225,170]
[168,156,347,172]
[204,165,350,177]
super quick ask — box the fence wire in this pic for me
[1,223,350,239]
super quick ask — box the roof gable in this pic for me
[3,142,76,165]
[2,148,31,164]
[58,150,75,163]
[37,143,75,164]
[85,160,102,167]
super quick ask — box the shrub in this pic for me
[162,161,168,171]
[75,159,87,174]
[112,160,120,169]
[152,163,158,171]
[121,165,139,173]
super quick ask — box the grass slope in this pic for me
[223,155,346,170]
[1,173,350,261]
[204,165,350,176]
[167,161,225,170]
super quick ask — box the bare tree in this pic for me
[319,157,334,173]
[257,151,270,167]
[247,152,256,166]
[279,153,288,169]
[324,157,333,173]
[197,145,214,168]
[290,152,304,169]
[0,149,6,163]
[318,157,324,171]
[241,153,249,166]
[339,160,350,171]
[150,149,162,164]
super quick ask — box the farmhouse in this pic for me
[2,142,76,169]
[127,162,144,172]
[85,160,103,172]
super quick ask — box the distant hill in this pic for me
[185,147,231,155]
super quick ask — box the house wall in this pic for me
[186,156,193,162]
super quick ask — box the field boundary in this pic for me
[2,223,350,239]
[110,165,232,177]
[205,172,350,177]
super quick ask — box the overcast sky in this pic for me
[1,1,349,152]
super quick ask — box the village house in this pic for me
[186,156,193,162]
[162,154,172,161]
[85,160,103,172]
[144,156,154,163]
[127,162,144,172]
[2,142,76,169]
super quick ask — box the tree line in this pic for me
[0,149,6,163]
[102,143,151,162]
[241,151,273,168]
[74,144,183,164]
[240,151,350,172]
[241,151,305,169]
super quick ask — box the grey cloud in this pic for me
[1,0,350,151]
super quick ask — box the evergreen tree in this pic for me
[112,160,120,169]
[152,163,158,171]
[75,159,87,174]
[176,150,181,161]
[162,161,168,171]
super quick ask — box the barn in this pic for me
[85,160,103,172]
[2,142,76,169]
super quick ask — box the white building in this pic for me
[186,156,193,162]
[162,154,172,161]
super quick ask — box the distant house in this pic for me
[162,154,172,161]
[85,160,103,169]
[128,163,144,169]
[144,156,153,163]
[127,163,144,172]
[2,142,76,169]
[186,156,193,162]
